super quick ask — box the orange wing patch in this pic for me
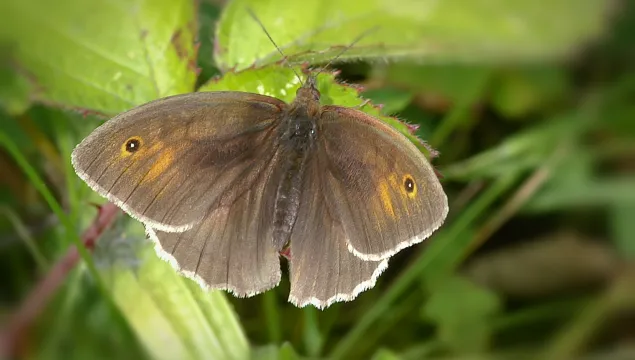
[377,173,420,220]
[115,137,178,188]
[144,142,176,183]
[378,180,396,219]
[378,173,401,219]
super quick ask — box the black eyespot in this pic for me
[125,138,141,153]
[404,177,415,193]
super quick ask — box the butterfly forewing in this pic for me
[318,105,449,261]
[71,92,286,232]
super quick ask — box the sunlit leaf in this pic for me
[99,220,250,360]
[0,0,198,115]
[216,0,612,71]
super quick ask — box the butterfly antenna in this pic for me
[314,26,380,79]
[247,8,304,86]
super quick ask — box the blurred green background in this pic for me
[1,0,634,359]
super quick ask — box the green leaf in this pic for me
[361,87,414,115]
[36,270,150,360]
[422,276,502,355]
[0,0,198,115]
[100,220,250,360]
[0,64,32,115]
[199,66,433,156]
[216,0,611,71]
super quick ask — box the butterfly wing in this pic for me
[288,152,388,308]
[146,152,285,296]
[318,106,448,261]
[72,92,285,232]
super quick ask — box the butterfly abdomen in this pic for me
[272,114,317,250]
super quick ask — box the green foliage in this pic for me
[97,220,249,360]
[216,0,611,71]
[422,276,502,354]
[0,0,198,114]
[0,66,32,115]
[1,0,634,360]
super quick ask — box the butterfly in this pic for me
[72,15,448,308]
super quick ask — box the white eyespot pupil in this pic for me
[405,178,415,192]
[125,139,141,152]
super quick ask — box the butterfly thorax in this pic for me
[272,89,320,251]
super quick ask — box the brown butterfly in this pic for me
[71,19,448,308]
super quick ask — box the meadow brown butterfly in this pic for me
[71,18,448,308]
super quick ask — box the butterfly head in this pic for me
[296,75,321,102]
